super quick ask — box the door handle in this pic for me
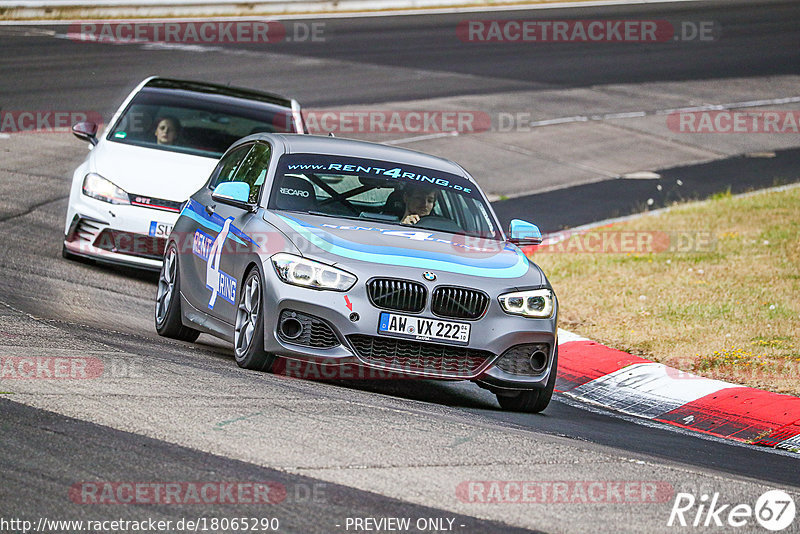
[205,204,216,216]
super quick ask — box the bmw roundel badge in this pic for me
[422,271,436,281]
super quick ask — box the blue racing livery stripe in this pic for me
[278,214,529,278]
[281,214,521,267]
[180,199,259,248]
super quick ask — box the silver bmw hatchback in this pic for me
[155,133,558,412]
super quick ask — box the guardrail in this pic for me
[0,0,685,21]
[1,0,510,20]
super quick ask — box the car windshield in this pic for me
[269,153,500,239]
[107,88,297,158]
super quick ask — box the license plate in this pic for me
[149,221,173,238]
[378,312,470,344]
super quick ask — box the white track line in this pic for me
[384,131,459,145]
[529,96,800,128]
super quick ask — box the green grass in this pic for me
[531,186,800,395]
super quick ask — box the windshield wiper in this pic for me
[304,210,344,218]
[301,211,399,224]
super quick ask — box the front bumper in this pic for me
[63,196,181,270]
[260,264,558,390]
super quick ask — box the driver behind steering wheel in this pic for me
[401,185,437,225]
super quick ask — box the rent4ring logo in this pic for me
[192,219,237,309]
[667,490,796,530]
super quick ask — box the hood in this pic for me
[269,212,539,281]
[89,140,218,201]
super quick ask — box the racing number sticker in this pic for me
[205,218,237,309]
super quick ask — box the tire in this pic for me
[233,267,276,372]
[155,244,201,342]
[496,345,558,413]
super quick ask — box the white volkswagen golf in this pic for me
[63,76,306,270]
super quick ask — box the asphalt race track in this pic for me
[1,1,799,532]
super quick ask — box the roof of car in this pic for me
[248,133,471,179]
[143,77,294,109]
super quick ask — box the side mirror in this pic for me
[72,121,98,146]
[212,182,256,212]
[508,219,542,246]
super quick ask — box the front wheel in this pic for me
[233,267,276,372]
[496,346,558,413]
[155,244,201,342]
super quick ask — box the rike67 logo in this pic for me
[668,490,796,531]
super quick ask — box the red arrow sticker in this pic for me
[344,295,353,311]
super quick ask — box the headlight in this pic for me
[271,253,356,291]
[82,173,130,205]
[498,288,555,318]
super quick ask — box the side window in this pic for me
[234,143,272,204]
[209,144,254,190]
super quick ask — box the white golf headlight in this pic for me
[82,173,130,205]
[498,288,555,318]
[271,253,356,291]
